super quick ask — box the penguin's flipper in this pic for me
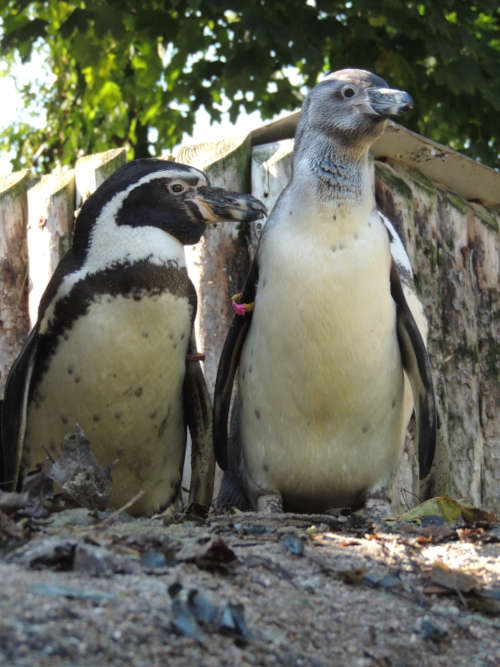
[213,258,259,470]
[216,395,252,510]
[1,325,39,491]
[390,260,436,478]
[184,334,215,513]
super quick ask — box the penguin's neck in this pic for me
[290,133,375,231]
[81,210,186,272]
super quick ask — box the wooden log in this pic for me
[376,159,499,512]
[251,115,500,206]
[0,171,31,397]
[75,147,127,208]
[175,136,254,395]
[174,137,255,497]
[25,148,127,341]
[251,139,293,240]
[26,170,75,324]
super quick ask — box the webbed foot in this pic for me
[256,493,284,514]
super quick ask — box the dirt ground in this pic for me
[0,499,499,666]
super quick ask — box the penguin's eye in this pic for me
[169,182,186,194]
[342,86,356,99]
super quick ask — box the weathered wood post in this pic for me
[75,148,127,209]
[175,137,255,395]
[25,148,127,326]
[26,171,75,324]
[174,137,255,493]
[375,158,500,512]
[0,171,31,396]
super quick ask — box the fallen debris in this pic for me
[388,495,497,527]
[0,508,25,541]
[430,560,482,594]
[30,583,115,602]
[280,533,305,556]
[37,424,114,511]
[190,536,237,574]
[170,585,253,644]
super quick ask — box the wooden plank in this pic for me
[75,147,127,208]
[26,170,75,324]
[174,136,254,499]
[251,139,293,216]
[174,136,254,395]
[373,122,500,206]
[250,114,500,206]
[0,170,31,396]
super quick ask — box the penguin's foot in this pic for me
[217,470,251,512]
[231,293,254,316]
[256,493,283,514]
[185,501,210,520]
[152,496,182,524]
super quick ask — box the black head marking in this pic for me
[115,175,207,245]
[73,159,207,253]
[72,158,265,251]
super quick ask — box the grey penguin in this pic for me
[214,69,436,513]
[1,158,266,516]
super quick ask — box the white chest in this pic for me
[239,204,406,509]
[26,289,193,514]
[250,205,396,381]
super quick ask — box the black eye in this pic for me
[343,86,355,98]
[170,183,185,194]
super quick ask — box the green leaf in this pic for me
[0,17,48,60]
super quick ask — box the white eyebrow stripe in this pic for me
[40,168,200,332]
[148,167,207,183]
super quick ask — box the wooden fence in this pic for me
[1,119,499,512]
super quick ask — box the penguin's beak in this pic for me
[189,187,267,223]
[366,87,413,118]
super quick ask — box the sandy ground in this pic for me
[0,501,499,666]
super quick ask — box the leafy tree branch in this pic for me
[1,0,499,172]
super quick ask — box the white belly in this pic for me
[239,214,406,510]
[25,291,192,515]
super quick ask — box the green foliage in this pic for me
[1,0,499,172]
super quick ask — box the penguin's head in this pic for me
[74,159,267,251]
[297,68,413,151]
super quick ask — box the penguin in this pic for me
[0,158,266,516]
[214,69,436,513]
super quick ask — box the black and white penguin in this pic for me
[1,158,266,516]
[214,69,436,513]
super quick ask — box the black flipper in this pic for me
[184,335,214,513]
[216,395,251,510]
[213,258,259,470]
[1,325,39,491]
[390,260,436,478]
